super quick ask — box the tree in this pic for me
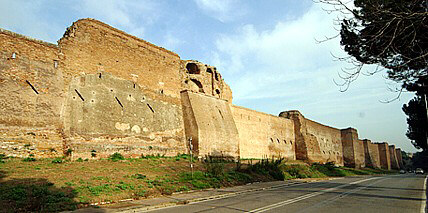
[402,77,428,151]
[317,0,428,91]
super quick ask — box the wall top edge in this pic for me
[0,28,59,49]
[67,18,180,58]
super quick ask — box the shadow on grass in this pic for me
[0,170,80,212]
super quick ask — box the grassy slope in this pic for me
[0,156,396,212]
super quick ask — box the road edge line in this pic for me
[421,175,427,213]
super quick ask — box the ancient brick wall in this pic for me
[363,139,381,168]
[280,111,343,166]
[377,143,391,170]
[395,148,404,169]
[64,72,186,159]
[340,128,365,168]
[0,29,64,158]
[181,91,240,158]
[58,19,182,100]
[354,140,366,168]
[180,60,232,102]
[231,105,295,160]
[389,145,400,170]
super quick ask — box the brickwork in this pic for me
[377,143,391,170]
[279,111,343,166]
[389,145,400,170]
[231,105,295,160]
[0,19,404,166]
[363,139,381,168]
[395,148,404,169]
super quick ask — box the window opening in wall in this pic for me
[284,140,287,144]
[215,89,220,96]
[75,89,84,101]
[215,72,219,81]
[133,83,136,89]
[99,73,102,79]
[26,80,39,94]
[186,63,200,74]
[115,96,123,108]
[11,52,16,59]
[53,60,58,68]
[146,103,155,113]
[270,138,274,143]
[159,89,164,94]
[277,139,280,143]
[206,68,213,73]
[290,141,293,145]
[190,79,204,93]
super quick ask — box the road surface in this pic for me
[147,174,427,213]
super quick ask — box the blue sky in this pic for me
[0,0,418,152]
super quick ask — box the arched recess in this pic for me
[189,79,204,93]
[186,63,200,74]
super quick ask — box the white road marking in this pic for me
[421,175,427,213]
[249,177,381,213]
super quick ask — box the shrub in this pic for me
[109,152,125,162]
[76,158,84,162]
[23,157,36,162]
[51,158,63,164]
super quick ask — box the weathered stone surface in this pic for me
[377,142,391,170]
[181,91,239,158]
[0,18,403,166]
[389,145,400,170]
[232,106,295,160]
[280,111,343,166]
[363,139,381,168]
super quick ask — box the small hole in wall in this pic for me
[110,89,113,92]
[99,73,102,79]
[270,138,273,143]
[290,141,293,145]
[11,52,16,59]
[323,151,325,154]
[277,139,280,144]
[133,83,136,89]
[91,100,95,103]
[26,80,39,94]
[146,103,155,113]
[73,97,76,100]
[115,97,123,108]
[159,89,164,94]
[284,140,287,144]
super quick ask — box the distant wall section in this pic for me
[231,106,295,160]
[280,111,343,166]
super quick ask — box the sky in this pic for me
[0,0,419,153]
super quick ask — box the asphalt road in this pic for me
[147,174,427,213]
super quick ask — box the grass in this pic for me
[0,156,396,212]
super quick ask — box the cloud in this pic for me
[0,0,58,42]
[194,0,247,22]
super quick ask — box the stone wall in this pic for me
[0,29,64,158]
[181,91,240,158]
[64,72,186,159]
[0,18,405,166]
[340,128,365,168]
[180,60,232,102]
[58,19,182,100]
[395,148,404,169]
[231,105,295,160]
[279,111,343,166]
[363,139,381,168]
[389,145,400,170]
[377,143,391,170]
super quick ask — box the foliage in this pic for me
[402,77,428,151]
[318,0,427,90]
[23,157,36,162]
[109,152,125,162]
[51,158,64,164]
